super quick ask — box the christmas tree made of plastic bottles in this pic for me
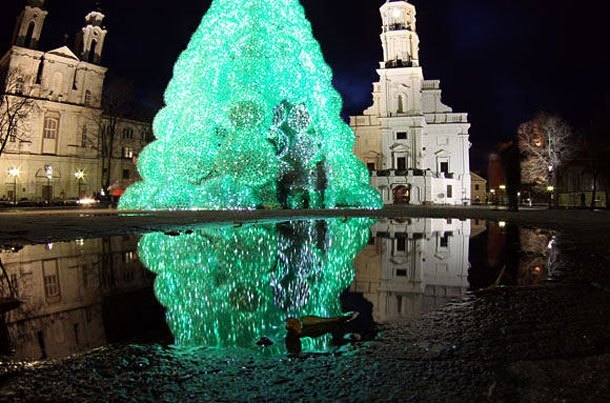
[119,0,382,210]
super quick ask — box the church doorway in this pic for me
[393,185,410,204]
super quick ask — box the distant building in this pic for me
[470,172,487,204]
[351,0,472,205]
[558,163,607,208]
[0,1,151,203]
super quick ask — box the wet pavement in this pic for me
[0,217,609,401]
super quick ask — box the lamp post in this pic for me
[547,185,554,209]
[74,170,85,198]
[499,184,506,206]
[8,167,20,205]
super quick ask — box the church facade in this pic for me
[0,1,151,203]
[350,0,472,205]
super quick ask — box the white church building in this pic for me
[351,0,472,205]
[0,0,151,204]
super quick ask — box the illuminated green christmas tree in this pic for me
[119,0,381,210]
[138,218,372,351]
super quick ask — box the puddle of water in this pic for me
[0,217,556,361]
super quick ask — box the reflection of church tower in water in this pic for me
[351,0,472,206]
[352,218,471,322]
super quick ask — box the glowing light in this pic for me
[547,186,554,192]
[74,170,85,180]
[78,197,98,206]
[138,218,373,351]
[498,221,506,228]
[118,0,381,211]
[499,185,506,190]
[8,167,20,178]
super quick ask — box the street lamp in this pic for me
[547,185,554,209]
[499,184,506,206]
[74,170,85,198]
[8,167,20,205]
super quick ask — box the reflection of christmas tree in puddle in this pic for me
[138,219,372,351]
[119,0,381,210]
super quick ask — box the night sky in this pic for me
[1,0,609,172]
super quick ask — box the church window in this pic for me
[367,162,376,172]
[72,70,78,90]
[122,169,131,180]
[396,132,407,140]
[15,78,24,94]
[43,116,59,139]
[24,21,36,48]
[36,58,44,84]
[123,147,134,159]
[440,161,449,174]
[440,233,450,248]
[88,40,97,63]
[43,260,61,303]
[84,90,92,106]
[122,128,134,139]
[397,157,406,170]
[81,126,88,147]
[475,184,480,191]
[446,185,453,199]
[397,95,405,113]
[396,237,406,252]
[52,72,64,94]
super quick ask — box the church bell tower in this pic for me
[13,0,48,49]
[379,0,420,68]
[75,3,107,65]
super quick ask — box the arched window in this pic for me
[397,94,405,114]
[24,21,36,48]
[88,40,97,63]
[84,90,92,106]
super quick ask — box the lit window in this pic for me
[43,117,59,139]
[123,147,133,159]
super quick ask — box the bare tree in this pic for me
[518,113,577,189]
[0,69,38,159]
[90,76,135,191]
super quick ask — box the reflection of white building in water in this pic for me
[350,0,472,205]
[0,237,152,360]
[352,218,470,322]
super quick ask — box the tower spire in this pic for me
[379,0,419,67]
[74,4,108,64]
[12,0,48,49]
